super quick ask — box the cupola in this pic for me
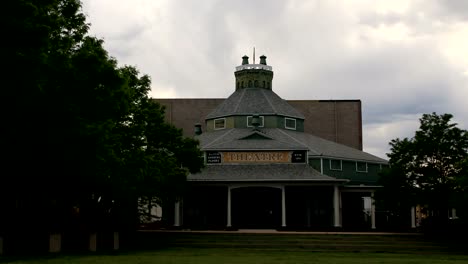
[235,55,274,90]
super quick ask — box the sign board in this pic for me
[206,152,221,164]
[291,151,306,163]
[206,151,307,164]
[222,151,290,164]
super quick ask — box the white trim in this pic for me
[246,115,265,128]
[284,117,296,130]
[356,161,368,173]
[214,118,226,130]
[329,159,342,171]
[320,158,323,174]
[308,154,388,165]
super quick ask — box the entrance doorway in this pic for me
[341,192,372,230]
[232,187,281,229]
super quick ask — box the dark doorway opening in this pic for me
[286,186,333,229]
[184,186,227,229]
[341,192,372,230]
[232,187,281,229]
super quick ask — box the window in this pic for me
[356,162,368,172]
[214,118,226,130]
[330,159,342,171]
[247,116,264,127]
[285,118,296,130]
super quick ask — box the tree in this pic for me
[378,113,468,231]
[2,0,203,252]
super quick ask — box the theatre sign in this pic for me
[206,151,306,164]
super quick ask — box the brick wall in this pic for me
[154,99,362,150]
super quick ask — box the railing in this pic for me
[235,64,273,71]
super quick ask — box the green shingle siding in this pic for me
[309,158,387,184]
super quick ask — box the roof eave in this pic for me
[188,178,349,182]
[308,154,388,164]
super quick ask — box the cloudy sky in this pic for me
[81,0,468,159]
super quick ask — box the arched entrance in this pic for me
[231,187,281,229]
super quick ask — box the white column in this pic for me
[451,208,457,219]
[174,200,180,227]
[411,206,416,228]
[371,192,376,229]
[113,232,119,250]
[0,236,3,255]
[49,233,61,253]
[89,233,97,252]
[281,186,286,227]
[227,186,232,227]
[333,185,341,227]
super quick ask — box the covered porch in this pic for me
[175,163,373,230]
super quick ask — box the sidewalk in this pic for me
[140,229,422,236]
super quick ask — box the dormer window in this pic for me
[214,118,226,130]
[247,116,264,127]
[285,118,296,130]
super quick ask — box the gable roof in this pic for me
[239,130,274,140]
[197,128,387,163]
[205,88,305,120]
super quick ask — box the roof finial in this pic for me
[253,47,255,64]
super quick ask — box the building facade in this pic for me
[160,55,388,230]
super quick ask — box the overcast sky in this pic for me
[81,0,468,159]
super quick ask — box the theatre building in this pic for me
[158,55,388,230]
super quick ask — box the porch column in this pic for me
[281,185,286,227]
[333,185,341,227]
[174,200,181,227]
[227,186,232,227]
[371,192,376,229]
[411,206,416,228]
[451,208,457,219]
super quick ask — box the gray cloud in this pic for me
[82,0,468,158]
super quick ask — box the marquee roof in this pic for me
[188,163,347,182]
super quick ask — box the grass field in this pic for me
[3,232,468,263]
[4,248,468,264]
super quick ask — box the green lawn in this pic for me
[4,248,468,264]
